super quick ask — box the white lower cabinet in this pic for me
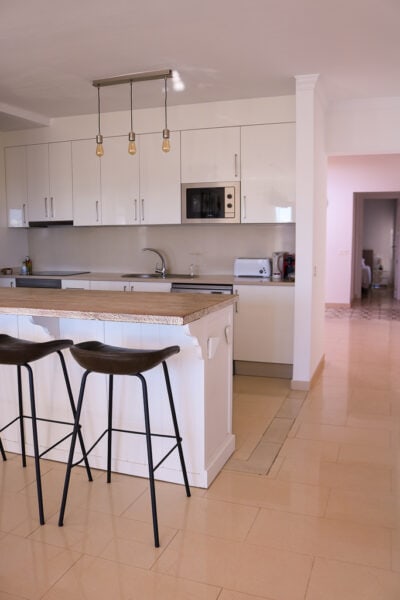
[61,279,90,290]
[90,280,132,292]
[133,281,171,292]
[0,278,15,288]
[233,284,294,364]
[90,280,171,292]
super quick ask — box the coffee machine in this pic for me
[283,253,295,281]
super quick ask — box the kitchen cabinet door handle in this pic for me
[243,195,247,220]
[130,285,134,292]
[141,198,144,221]
[134,198,138,221]
[22,203,27,225]
[234,153,238,178]
[123,285,127,292]
[44,197,48,218]
[50,197,54,218]
[95,200,99,222]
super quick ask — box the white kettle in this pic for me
[272,252,284,280]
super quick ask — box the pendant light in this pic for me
[92,69,174,156]
[162,75,170,153]
[128,80,137,155]
[95,86,104,157]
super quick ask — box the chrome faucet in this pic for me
[142,248,167,278]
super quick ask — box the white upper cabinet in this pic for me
[241,123,296,223]
[100,132,180,226]
[181,127,240,183]
[139,131,181,225]
[100,136,140,225]
[5,146,28,227]
[27,142,73,222]
[72,139,101,226]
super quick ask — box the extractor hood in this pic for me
[28,220,73,227]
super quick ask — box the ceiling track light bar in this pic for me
[92,69,173,88]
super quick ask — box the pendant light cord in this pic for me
[164,76,168,129]
[130,81,133,131]
[97,86,101,135]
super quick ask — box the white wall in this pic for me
[26,222,295,274]
[325,96,400,305]
[1,95,295,147]
[292,75,327,389]
[327,97,400,157]
[326,155,400,304]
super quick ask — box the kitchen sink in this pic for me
[121,273,195,279]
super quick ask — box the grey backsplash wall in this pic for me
[27,223,295,274]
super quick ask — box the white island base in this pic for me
[0,304,234,488]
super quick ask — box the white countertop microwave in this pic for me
[181,182,240,224]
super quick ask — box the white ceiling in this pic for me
[1,0,400,130]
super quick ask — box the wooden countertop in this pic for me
[0,270,294,287]
[0,287,236,325]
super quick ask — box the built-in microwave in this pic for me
[181,182,240,224]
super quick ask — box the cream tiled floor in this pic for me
[1,311,400,599]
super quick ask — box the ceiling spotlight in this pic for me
[172,70,185,92]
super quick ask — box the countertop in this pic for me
[0,287,236,325]
[0,270,294,287]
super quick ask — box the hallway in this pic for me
[0,307,399,599]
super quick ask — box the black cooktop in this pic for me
[32,270,90,276]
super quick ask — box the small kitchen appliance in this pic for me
[181,182,240,224]
[234,257,271,278]
[283,253,295,281]
[271,252,285,281]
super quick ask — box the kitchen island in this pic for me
[0,288,236,487]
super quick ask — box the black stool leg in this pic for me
[56,351,92,482]
[0,437,6,461]
[138,373,160,548]
[24,363,45,525]
[107,374,113,483]
[162,361,191,497]
[17,365,27,468]
[59,370,90,526]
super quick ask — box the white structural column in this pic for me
[292,74,327,389]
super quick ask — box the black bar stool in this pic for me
[0,333,93,524]
[58,340,191,547]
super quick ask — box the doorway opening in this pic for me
[352,191,400,302]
